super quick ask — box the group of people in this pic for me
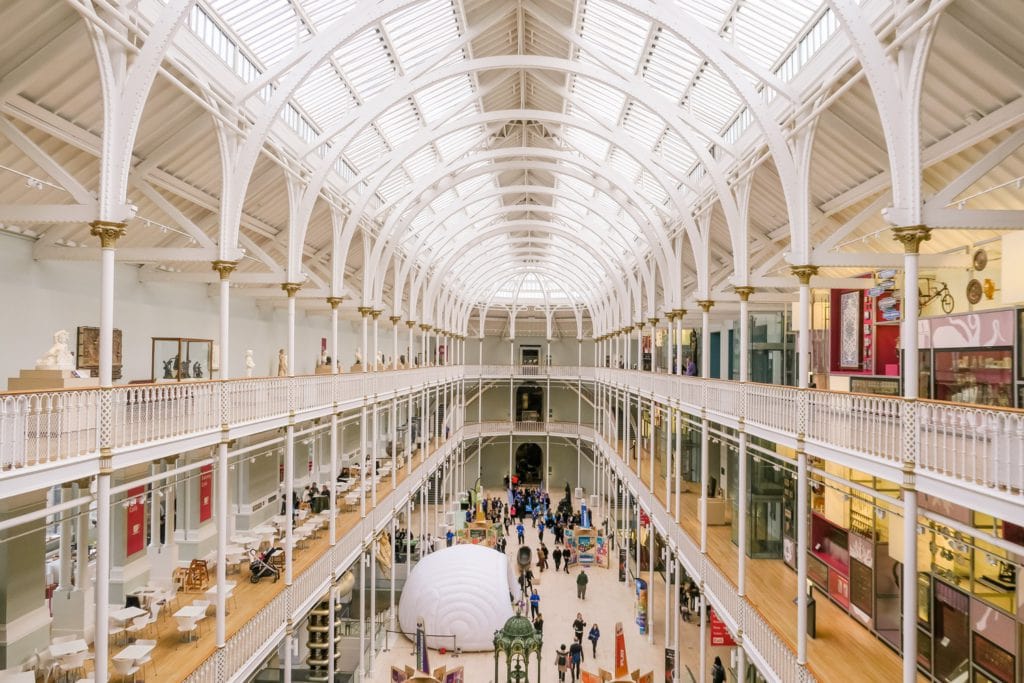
[554,612,601,682]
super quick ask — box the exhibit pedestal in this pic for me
[7,369,99,392]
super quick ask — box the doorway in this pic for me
[515,384,544,421]
[514,443,543,483]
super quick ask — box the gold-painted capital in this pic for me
[89,220,127,249]
[648,317,660,327]
[733,286,755,302]
[673,308,686,320]
[406,320,416,328]
[634,322,644,331]
[371,309,382,319]
[697,300,714,313]
[892,225,932,254]
[389,315,402,324]
[280,282,302,298]
[790,265,818,285]
[211,260,238,280]
[357,306,373,317]
[326,296,344,310]
[420,324,432,331]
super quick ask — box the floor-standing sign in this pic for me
[618,547,627,582]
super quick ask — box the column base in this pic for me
[51,588,95,642]
[0,604,52,669]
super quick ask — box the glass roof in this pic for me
[191,0,838,307]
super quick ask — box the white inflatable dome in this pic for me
[398,544,517,651]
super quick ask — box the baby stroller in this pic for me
[249,547,281,583]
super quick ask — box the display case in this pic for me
[151,337,213,381]
[918,309,1017,407]
[932,349,1013,407]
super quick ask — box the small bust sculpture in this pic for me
[277,348,288,377]
[36,329,74,371]
[354,348,363,365]
[245,349,255,377]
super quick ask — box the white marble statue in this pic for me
[277,348,288,377]
[36,329,74,371]
[244,349,255,377]
[354,348,363,365]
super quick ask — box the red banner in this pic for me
[126,486,146,556]
[199,464,213,522]
[614,622,629,678]
[709,609,736,647]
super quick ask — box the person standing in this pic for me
[556,644,569,682]
[576,569,589,599]
[568,640,584,681]
[572,613,586,643]
[516,522,525,544]
[587,623,600,658]
[445,529,454,547]
[553,546,562,571]
[538,520,545,542]
[524,567,535,591]
[529,588,540,618]
[533,612,544,636]
[711,656,726,683]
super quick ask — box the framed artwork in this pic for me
[76,326,122,379]
[151,337,213,381]
[839,291,862,369]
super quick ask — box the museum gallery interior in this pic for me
[0,0,1023,682]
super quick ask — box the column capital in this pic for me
[789,265,818,285]
[406,320,416,328]
[210,260,238,280]
[280,282,303,298]
[634,322,644,331]
[419,324,432,331]
[892,225,932,254]
[389,315,402,324]
[733,285,756,302]
[326,296,344,310]
[89,220,127,248]
[357,306,373,316]
[697,300,714,313]
[371,309,382,319]
[672,308,686,320]
[648,317,660,327]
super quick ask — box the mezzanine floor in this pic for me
[624,442,926,683]
[97,437,449,683]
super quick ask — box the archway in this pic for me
[514,443,543,484]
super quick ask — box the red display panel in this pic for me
[126,485,146,556]
[199,464,213,522]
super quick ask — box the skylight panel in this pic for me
[608,149,642,184]
[209,0,308,67]
[687,67,742,132]
[430,189,460,216]
[384,0,462,72]
[641,29,701,101]
[569,77,627,129]
[578,0,650,69]
[621,100,665,150]
[638,170,668,205]
[562,127,610,162]
[671,0,735,33]
[344,127,389,172]
[376,101,422,149]
[656,128,697,173]
[435,126,485,163]
[334,28,396,100]
[403,146,440,183]
[734,0,822,70]
[415,75,477,127]
[294,63,355,129]
[377,168,411,202]
[301,0,358,27]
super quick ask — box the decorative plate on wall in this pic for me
[966,278,983,305]
[973,248,988,272]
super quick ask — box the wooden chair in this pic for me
[183,559,208,591]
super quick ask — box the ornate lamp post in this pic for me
[493,613,542,682]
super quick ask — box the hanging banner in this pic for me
[618,548,627,582]
[614,622,629,678]
[709,609,736,647]
[199,464,213,522]
[126,485,146,556]
[635,578,648,634]
[664,648,676,682]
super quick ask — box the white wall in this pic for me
[0,233,362,384]
[479,336,595,365]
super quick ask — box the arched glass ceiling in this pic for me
[196,0,838,306]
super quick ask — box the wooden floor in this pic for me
[94,437,447,683]
[620,442,926,683]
